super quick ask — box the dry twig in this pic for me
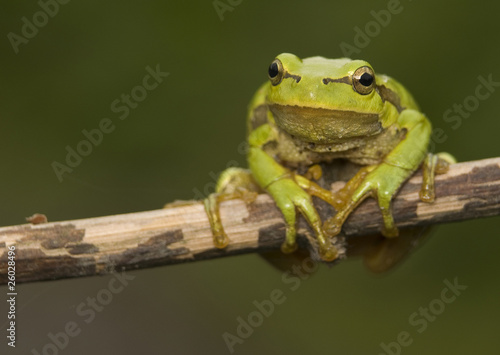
[1,157,499,284]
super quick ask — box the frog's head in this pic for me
[266,53,389,145]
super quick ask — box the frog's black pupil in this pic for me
[359,72,373,86]
[269,62,279,78]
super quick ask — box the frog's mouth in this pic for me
[268,103,382,144]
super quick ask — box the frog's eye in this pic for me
[352,66,375,95]
[268,59,284,86]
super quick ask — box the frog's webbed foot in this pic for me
[323,164,407,239]
[204,166,339,261]
[267,176,338,261]
[419,152,456,203]
[302,164,323,181]
[204,168,260,249]
[324,152,457,239]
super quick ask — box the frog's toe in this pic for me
[382,225,399,238]
[323,216,343,237]
[435,159,450,175]
[419,152,454,203]
[323,196,362,237]
[236,188,259,204]
[281,240,298,254]
[214,233,230,249]
[268,177,340,260]
[419,190,435,203]
[377,194,399,238]
[203,167,261,250]
[303,164,323,181]
[204,195,231,249]
[437,152,456,166]
[319,243,338,262]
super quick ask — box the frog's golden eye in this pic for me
[352,66,375,95]
[268,59,284,86]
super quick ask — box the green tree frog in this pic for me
[204,53,454,262]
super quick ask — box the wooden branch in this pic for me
[1,157,499,284]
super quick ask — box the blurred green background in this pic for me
[1,0,499,354]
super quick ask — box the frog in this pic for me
[204,53,454,262]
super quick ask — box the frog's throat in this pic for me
[268,103,383,144]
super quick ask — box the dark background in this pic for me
[1,1,499,354]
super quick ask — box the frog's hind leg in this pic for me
[322,165,377,236]
[419,152,456,203]
[204,167,261,249]
[353,152,455,272]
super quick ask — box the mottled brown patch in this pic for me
[469,163,500,183]
[257,223,286,248]
[140,229,184,247]
[435,171,470,197]
[66,243,99,255]
[0,248,96,284]
[0,242,5,248]
[461,164,500,218]
[14,223,85,249]
[243,200,282,224]
[104,229,189,268]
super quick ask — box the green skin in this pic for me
[205,53,452,261]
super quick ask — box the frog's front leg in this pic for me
[248,125,338,261]
[420,152,456,202]
[204,167,261,248]
[324,109,434,238]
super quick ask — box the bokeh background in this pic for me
[1,1,499,354]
